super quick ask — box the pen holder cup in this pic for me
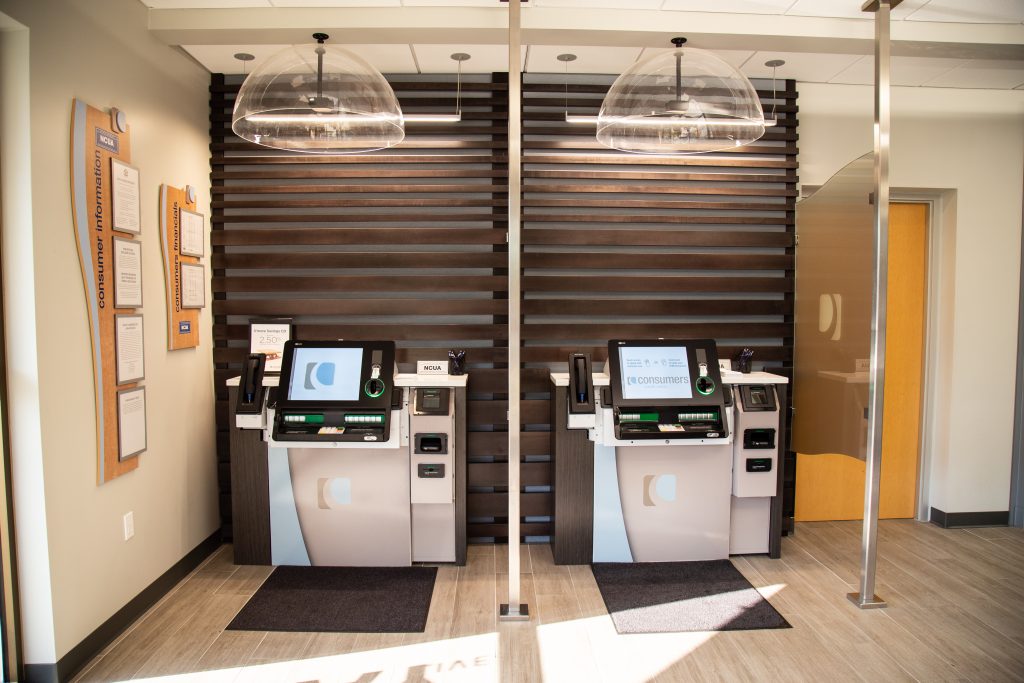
[448,349,467,376]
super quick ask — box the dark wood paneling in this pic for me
[551,385,595,565]
[523,299,792,316]
[213,299,507,317]
[468,462,551,487]
[213,252,508,270]
[212,228,507,247]
[523,228,792,248]
[467,492,551,517]
[455,387,467,565]
[227,387,271,565]
[468,523,550,539]
[467,432,550,458]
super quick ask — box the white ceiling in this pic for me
[145,0,1024,88]
[183,42,1024,89]
[141,0,1024,23]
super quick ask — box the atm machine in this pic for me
[550,339,788,564]
[228,340,467,567]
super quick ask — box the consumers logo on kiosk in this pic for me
[304,361,336,391]
[642,474,677,507]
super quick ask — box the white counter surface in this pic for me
[227,372,468,388]
[549,370,788,386]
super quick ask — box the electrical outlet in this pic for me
[123,512,134,541]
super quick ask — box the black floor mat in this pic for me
[591,560,791,634]
[227,565,437,633]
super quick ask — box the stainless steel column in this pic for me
[850,0,900,610]
[500,0,529,621]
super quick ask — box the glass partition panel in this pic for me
[792,153,874,460]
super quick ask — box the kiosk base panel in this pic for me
[286,447,412,566]
[613,445,732,562]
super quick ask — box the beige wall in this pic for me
[798,82,1024,514]
[0,0,217,663]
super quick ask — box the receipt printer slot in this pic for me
[415,433,448,455]
[743,428,776,450]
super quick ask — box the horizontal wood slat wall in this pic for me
[210,72,798,544]
[521,74,798,540]
[210,73,513,542]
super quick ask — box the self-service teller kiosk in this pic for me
[550,339,788,564]
[228,340,467,567]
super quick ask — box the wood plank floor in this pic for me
[72,521,1024,683]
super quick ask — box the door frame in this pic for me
[1010,177,1024,528]
[892,190,953,522]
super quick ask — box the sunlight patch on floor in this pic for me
[538,614,716,683]
[125,632,501,683]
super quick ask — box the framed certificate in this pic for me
[117,386,147,460]
[179,208,205,258]
[113,236,143,309]
[111,159,141,234]
[180,262,205,309]
[114,314,145,385]
[249,318,293,374]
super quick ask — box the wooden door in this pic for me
[795,202,928,520]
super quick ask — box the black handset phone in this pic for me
[236,353,267,415]
[574,355,588,403]
[568,352,595,414]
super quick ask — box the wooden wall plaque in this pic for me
[159,184,201,350]
[70,98,142,484]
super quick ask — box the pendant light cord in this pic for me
[316,46,325,100]
[771,63,778,121]
[456,58,463,116]
[564,59,568,119]
[313,33,329,103]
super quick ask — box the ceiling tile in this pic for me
[741,51,862,82]
[530,0,662,8]
[182,43,290,74]
[142,0,270,7]
[829,55,966,86]
[922,60,1024,89]
[343,44,420,73]
[182,43,418,74]
[906,0,1024,24]
[527,45,642,74]
[413,44,526,73]
[636,46,754,69]
[785,0,928,20]
[269,0,400,6]
[660,0,794,13]
[401,0,504,5]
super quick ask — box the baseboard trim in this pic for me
[930,508,1009,528]
[23,531,221,683]
[22,664,58,683]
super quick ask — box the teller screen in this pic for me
[618,346,693,400]
[286,347,363,402]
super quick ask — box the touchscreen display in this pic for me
[618,346,693,400]
[287,347,363,401]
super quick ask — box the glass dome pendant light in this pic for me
[231,33,404,154]
[597,37,766,154]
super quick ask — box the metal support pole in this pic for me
[849,0,899,610]
[499,0,528,621]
